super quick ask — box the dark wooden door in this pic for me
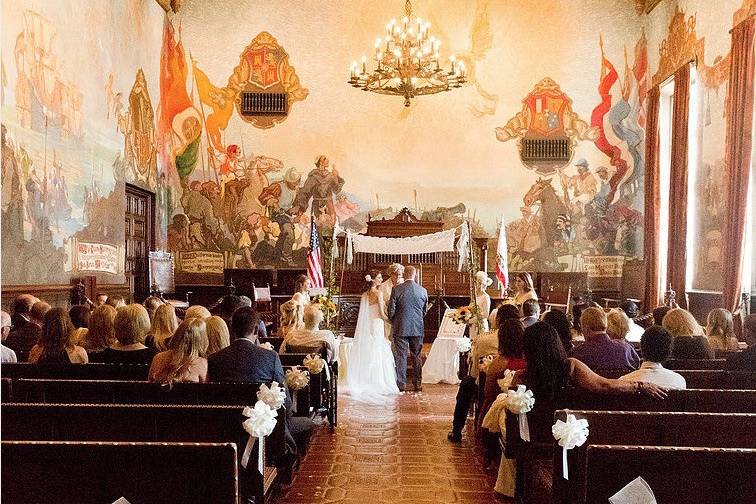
[125,184,155,302]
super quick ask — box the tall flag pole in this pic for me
[495,214,509,296]
[307,220,324,289]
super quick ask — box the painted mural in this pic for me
[0,1,163,286]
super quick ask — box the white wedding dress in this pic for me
[342,293,400,403]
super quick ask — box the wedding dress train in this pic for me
[342,293,400,403]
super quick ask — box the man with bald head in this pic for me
[5,295,43,354]
[1,311,17,363]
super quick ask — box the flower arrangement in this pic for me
[285,368,310,390]
[311,294,339,330]
[256,381,286,410]
[448,305,476,325]
[303,354,326,375]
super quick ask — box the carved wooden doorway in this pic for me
[125,184,155,302]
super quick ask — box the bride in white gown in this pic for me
[342,270,400,403]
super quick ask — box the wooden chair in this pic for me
[543,285,572,315]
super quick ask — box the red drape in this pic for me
[722,17,756,315]
[667,65,691,309]
[644,86,662,311]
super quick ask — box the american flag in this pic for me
[307,220,324,288]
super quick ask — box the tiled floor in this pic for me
[279,384,506,504]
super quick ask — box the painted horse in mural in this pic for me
[522,177,571,252]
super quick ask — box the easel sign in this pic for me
[437,308,467,338]
[149,251,175,294]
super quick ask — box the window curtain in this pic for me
[722,16,756,316]
[667,65,691,308]
[644,85,662,311]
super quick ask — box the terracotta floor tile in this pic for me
[279,384,498,504]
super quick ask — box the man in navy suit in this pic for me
[388,265,428,392]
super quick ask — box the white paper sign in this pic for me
[437,308,467,338]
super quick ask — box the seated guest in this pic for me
[146,303,179,351]
[1,310,17,363]
[570,301,599,341]
[95,292,108,307]
[607,308,631,341]
[662,308,715,359]
[480,319,527,427]
[97,304,157,365]
[448,305,520,443]
[282,304,339,362]
[68,304,90,346]
[620,326,686,388]
[29,308,88,363]
[653,305,672,326]
[217,295,267,338]
[543,309,573,351]
[143,296,164,321]
[291,274,311,306]
[5,295,42,354]
[568,307,640,373]
[149,317,208,384]
[727,314,756,370]
[81,305,116,356]
[278,300,304,338]
[618,300,644,342]
[185,305,211,320]
[205,316,230,355]
[239,295,253,308]
[493,322,665,498]
[520,298,540,328]
[705,308,739,351]
[106,295,126,309]
[513,272,538,306]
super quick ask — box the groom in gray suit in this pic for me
[388,266,428,392]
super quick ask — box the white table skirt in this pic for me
[422,337,461,385]
[338,338,354,385]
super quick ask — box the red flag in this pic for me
[307,220,324,289]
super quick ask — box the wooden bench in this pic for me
[676,370,756,389]
[584,445,756,504]
[260,336,284,351]
[279,353,338,427]
[664,359,727,370]
[11,379,272,406]
[1,378,11,402]
[2,441,239,504]
[552,410,756,503]
[2,403,286,503]
[3,440,240,503]
[566,388,756,413]
[1,363,149,381]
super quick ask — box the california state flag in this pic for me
[495,214,509,294]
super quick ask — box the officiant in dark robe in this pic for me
[290,155,344,218]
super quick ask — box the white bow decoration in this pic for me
[258,342,274,351]
[256,381,286,410]
[303,354,325,375]
[455,337,472,353]
[497,369,517,391]
[479,354,496,373]
[241,400,278,473]
[552,413,589,480]
[286,368,310,411]
[503,385,535,441]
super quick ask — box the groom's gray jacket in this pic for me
[387,280,428,339]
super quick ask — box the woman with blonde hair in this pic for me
[148,303,179,351]
[706,308,740,351]
[82,305,117,357]
[99,304,157,364]
[662,308,714,359]
[148,317,209,384]
[29,308,88,363]
[278,300,303,338]
[607,309,631,341]
[205,316,230,355]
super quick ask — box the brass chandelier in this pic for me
[348,0,466,107]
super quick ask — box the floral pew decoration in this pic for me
[503,385,535,441]
[303,353,328,380]
[258,341,274,351]
[241,381,286,473]
[285,367,310,411]
[455,337,472,353]
[552,413,589,480]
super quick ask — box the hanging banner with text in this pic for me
[178,250,225,274]
[76,242,121,274]
[583,256,625,291]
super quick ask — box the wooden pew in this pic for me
[566,388,756,413]
[13,379,269,405]
[1,363,149,381]
[1,378,11,402]
[260,336,284,351]
[2,441,240,504]
[676,370,756,389]
[664,359,727,370]
[584,445,756,504]
[552,410,756,504]
[2,403,285,504]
